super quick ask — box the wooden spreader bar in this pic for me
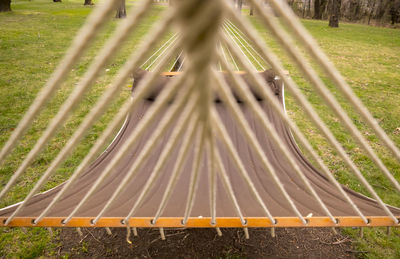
[160,71,289,76]
[1,216,399,228]
[161,71,248,76]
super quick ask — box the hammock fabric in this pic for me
[1,71,399,228]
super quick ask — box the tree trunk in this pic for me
[368,0,376,24]
[115,0,126,18]
[314,0,321,18]
[84,0,93,5]
[314,0,328,19]
[237,0,243,12]
[250,4,254,15]
[390,0,400,24]
[328,0,341,27]
[0,0,11,12]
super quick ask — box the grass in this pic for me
[0,0,399,257]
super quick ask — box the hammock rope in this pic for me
[17,7,178,226]
[224,23,265,70]
[225,20,268,68]
[247,1,400,193]
[94,87,198,224]
[216,52,367,223]
[0,0,121,165]
[0,0,399,230]
[250,0,400,162]
[64,65,188,225]
[223,3,399,223]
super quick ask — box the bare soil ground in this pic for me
[56,227,357,258]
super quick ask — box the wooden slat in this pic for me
[160,71,289,76]
[1,216,398,228]
[161,71,250,76]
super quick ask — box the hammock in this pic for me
[1,70,399,228]
[0,0,399,234]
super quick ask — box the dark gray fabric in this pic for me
[1,71,399,219]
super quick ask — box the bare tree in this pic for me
[314,0,328,19]
[0,0,11,12]
[328,0,341,26]
[237,0,243,12]
[115,0,126,18]
[250,3,254,15]
[390,0,400,24]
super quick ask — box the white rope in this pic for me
[159,227,166,240]
[175,0,223,225]
[211,108,280,225]
[0,0,157,202]
[220,43,239,72]
[213,63,336,224]
[225,20,267,67]
[76,227,83,236]
[271,227,275,238]
[0,0,120,164]
[219,44,228,70]
[14,10,178,225]
[223,3,398,223]
[225,44,239,71]
[213,140,246,224]
[177,57,186,71]
[152,117,200,224]
[217,43,367,223]
[132,227,138,236]
[224,23,265,70]
[212,71,306,225]
[223,27,257,71]
[206,136,217,225]
[145,34,179,70]
[96,89,198,224]
[2,0,397,227]
[141,33,178,69]
[63,74,189,224]
[169,50,183,71]
[248,1,400,194]
[251,0,400,162]
[126,224,132,244]
[123,111,200,222]
[243,227,249,239]
[182,122,206,225]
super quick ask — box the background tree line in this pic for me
[1,0,399,26]
[287,0,400,25]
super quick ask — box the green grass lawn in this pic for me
[0,0,400,257]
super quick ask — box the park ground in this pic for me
[0,0,400,258]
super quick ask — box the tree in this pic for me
[53,0,62,2]
[115,0,126,18]
[84,0,93,5]
[328,0,341,27]
[0,0,11,12]
[314,0,328,19]
[250,4,254,15]
[389,0,400,24]
[237,0,243,12]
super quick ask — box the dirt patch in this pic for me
[56,227,356,258]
